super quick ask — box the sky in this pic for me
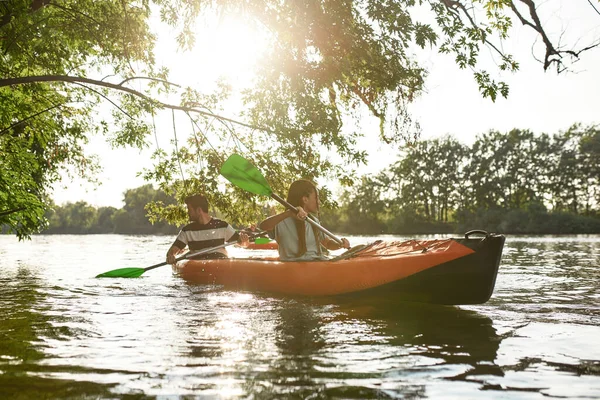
[51,1,600,208]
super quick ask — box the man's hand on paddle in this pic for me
[166,245,182,265]
[238,232,250,248]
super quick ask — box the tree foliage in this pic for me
[1,0,599,238]
[43,184,177,234]
[335,125,600,234]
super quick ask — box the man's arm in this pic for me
[224,224,250,247]
[166,244,184,264]
[226,230,250,246]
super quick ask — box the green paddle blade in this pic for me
[254,237,272,244]
[220,154,273,197]
[96,268,146,278]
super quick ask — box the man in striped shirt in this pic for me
[166,194,248,264]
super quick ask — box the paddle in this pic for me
[96,231,268,278]
[220,154,344,246]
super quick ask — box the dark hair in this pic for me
[286,179,318,207]
[285,179,322,257]
[184,194,209,213]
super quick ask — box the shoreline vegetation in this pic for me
[28,127,600,236]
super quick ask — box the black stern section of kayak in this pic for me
[341,231,506,305]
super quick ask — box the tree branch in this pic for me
[440,0,600,73]
[511,0,557,70]
[118,76,181,88]
[586,0,600,17]
[511,0,600,72]
[72,82,134,120]
[0,207,26,217]
[0,75,271,133]
[119,0,136,74]
[439,0,514,66]
[0,0,51,31]
[47,2,101,25]
[0,102,64,136]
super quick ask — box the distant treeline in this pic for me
[322,125,600,235]
[43,185,178,235]
[41,125,600,236]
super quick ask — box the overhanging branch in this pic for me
[511,0,600,72]
[0,102,64,136]
[440,0,600,73]
[0,207,26,217]
[0,74,272,133]
[438,0,514,67]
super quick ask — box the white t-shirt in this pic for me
[274,216,328,261]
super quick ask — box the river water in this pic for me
[0,234,598,399]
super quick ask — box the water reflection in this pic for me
[242,301,330,399]
[0,267,47,364]
[171,290,504,398]
[323,300,504,393]
[0,265,118,399]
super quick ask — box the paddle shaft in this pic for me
[271,193,344,246]
[145,232,268,272]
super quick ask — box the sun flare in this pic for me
[193,14,269,85]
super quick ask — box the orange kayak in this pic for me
[174,231,505,305]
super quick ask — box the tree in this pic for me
[41,185,177,233]
[544,125,600,215]
[113,184,177,234]
[329,175,388,234]
[2,0,599,238]
[44,201,97,234]
[0,0,161,238]
[385,136,466,224]
[93,206,118,234]
[467,129,545,210]
[575,125,600,216]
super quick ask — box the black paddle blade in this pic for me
[220,154,273,197]
[96,268,147,278]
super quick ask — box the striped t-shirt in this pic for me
[172,218,238,257]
